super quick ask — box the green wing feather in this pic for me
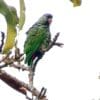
[24,26,47,66]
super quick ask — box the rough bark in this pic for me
[0,69,47,100]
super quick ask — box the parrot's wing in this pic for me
[24,26,47,66]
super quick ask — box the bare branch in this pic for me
[42,33,63,52]
[0,51,11,63]
[0,32,5,52]
[0,69,47,100]
[11,63,29,71]
[0,44,25,70]
[0,59,29,71]
[0,69,27,95]
[54,42,64,47]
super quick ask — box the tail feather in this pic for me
[25,53,36,66]
[25,51,43,67]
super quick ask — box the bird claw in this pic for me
[38,87,47,99]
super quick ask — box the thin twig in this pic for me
[0,44,25,70]
[0,51,11,63]
[42,33,63,52]
[11,63,29,71]
[0,32,5,52]
[54,42,64,47]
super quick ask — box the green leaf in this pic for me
[18,0,26,30]
[0,0,19,54]
[70,0,81,7]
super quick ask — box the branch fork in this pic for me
[0,32,63,100]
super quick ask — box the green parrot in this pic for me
[24,13,53,71]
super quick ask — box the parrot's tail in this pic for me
[0,32,5,53]
[25,53,36,67]
[25,51,43,67]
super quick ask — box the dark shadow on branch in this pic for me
[0,32,5,52]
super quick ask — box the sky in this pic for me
[1,0,100,100]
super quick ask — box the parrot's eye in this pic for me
[45,14,53,24]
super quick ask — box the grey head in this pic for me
[36,13,53,26]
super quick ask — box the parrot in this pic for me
[24,13,53,71]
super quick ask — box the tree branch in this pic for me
[0,69,47,100]
[42,32,63,52]
[0,51,11,63]
[0,32,5,52]
[0,46,25,70]
[0,32,63,100]
[11,63,29,71]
